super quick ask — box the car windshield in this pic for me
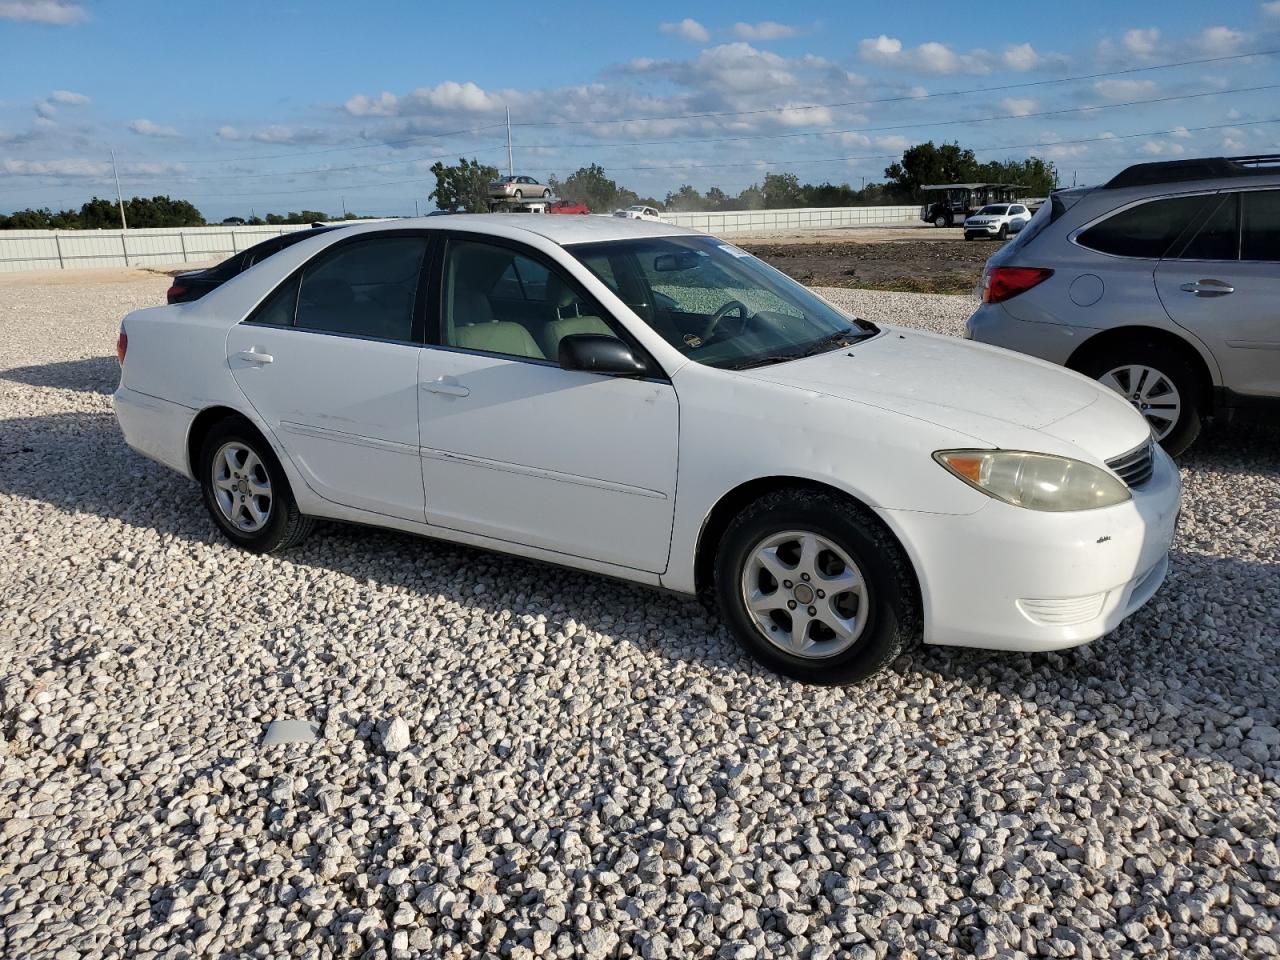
[978,205,1010,215]
[569,235,877,370]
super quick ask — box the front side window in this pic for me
[1242,190,1280,262]
[570,236,875,370]
[293,237,427,341]
[1076,194,1212,258]
[1178,194,1239,261]
[440,238,619,362]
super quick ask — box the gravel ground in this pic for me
[1,274,1278,960]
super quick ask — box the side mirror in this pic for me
[558,333,647,377]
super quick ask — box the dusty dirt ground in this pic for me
[739,231,1001,295]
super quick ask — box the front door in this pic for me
[227,234,430,520]
[1155,189,1280,399]
[417,236,679,573]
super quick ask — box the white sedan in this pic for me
[114,215,1180,684]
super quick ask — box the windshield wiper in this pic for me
[724,322,878,371]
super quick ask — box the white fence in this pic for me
[0,205,923,273]
[663,205,919,234]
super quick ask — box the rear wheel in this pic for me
[714,489,919,685]
[542,189,551,198]
[933,214,949,228]
[1077,342,1203,455]
[514,189,523,200]
[199,416,313,553]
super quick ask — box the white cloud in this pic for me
[1123,28,1161,56]
[1001,97,1037,117]
[35,100,57,118]
[129,118,180,137]
[1197,25,1247,55]
[2,157,106,176]
[1265,1,1280,17]
[216,124,338,145]
[775,104,833,127]
[732,21,798,40]
[1223,129,1245,150]
[1171,125,1192,138]
[0,1,84,24]
[1141,140,1187,156]
[345,81,505,117]
[216,125,241,140]
[857,35,991,74]
[874,134,911,151]
[658,18,709,43]
[839,132,872,147]
[49,89,88,105]
[1002,43,1040,71]
[33,115,55,129]
[1093,78,1158,100]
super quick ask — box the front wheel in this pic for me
[542,189,551,198]
[199,416,313,553]
[1077,343,1203,455]
[714,489,919,685]
[933,214,949,228]
[997,224,1008,240]
[513,189,523,200]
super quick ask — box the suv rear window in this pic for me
[1076,194,1211,258]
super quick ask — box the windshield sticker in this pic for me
[683,333,704,349]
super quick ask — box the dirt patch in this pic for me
[740,237,1002,295]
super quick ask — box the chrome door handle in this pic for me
[234,349,274,364]
[1179,279,1234,297]
[421,379,470,398]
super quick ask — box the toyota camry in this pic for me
[113,215,1181,684]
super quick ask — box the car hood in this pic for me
[737,327,1149,460]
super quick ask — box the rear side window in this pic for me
[294,237,428,341]
[1076,195,1211,258]
[1242,190,1280,262]
[1178,194,1239,261]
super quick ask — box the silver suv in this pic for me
[967,155,1280,455]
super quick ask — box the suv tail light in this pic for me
[982,266,1054,304]
[116,329,128,366]
[166,284,187,303]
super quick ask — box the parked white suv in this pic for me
[613,205,662,221]
[964,203,1032,241]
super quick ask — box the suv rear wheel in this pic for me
[1077,342,1203,455]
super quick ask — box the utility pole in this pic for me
[414,200,420,217]
[110,148,127,230]
[506,106,514,176]
[341,195,347,217]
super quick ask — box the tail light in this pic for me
[982,266,1054,304]
[116,329,128,366]
[166,284,187,303]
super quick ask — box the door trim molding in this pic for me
[280,420,420,457]
[418,444,669,499]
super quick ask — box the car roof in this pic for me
[332,213,697,246]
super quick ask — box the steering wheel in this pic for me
[700,299,753,342]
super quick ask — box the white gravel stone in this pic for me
[0,273,1277,959]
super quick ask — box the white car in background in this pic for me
[113,215,1180,685]
[613,204,662,221]
[964,203,1032,240]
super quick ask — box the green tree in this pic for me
[735,184,766,210]
[762,172,805,209]
[429,157,499,213]
[802,181,859,207]
[552,163,638,212]
[663,184,706,212]
[884,141,981,200]
[704,186,730,211]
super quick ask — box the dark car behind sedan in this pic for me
[166,225,338,303]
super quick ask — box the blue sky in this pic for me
[2,0,1279,218]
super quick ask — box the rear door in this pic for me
[226,233,431,520]
[1155,189,1280,399]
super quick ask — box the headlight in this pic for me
[934,450,1131,511]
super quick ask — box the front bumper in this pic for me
[877,444,1180,651]
[964,222,1001,236]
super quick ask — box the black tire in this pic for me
[514,189,523,200]
[1075,340,1203,456]
[199,416,314,553]
[713,488,920,685]
[933,214,949,228]
[997,224,1008,240]
[542,189,551,198]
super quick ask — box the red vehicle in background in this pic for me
[547,199,589,214]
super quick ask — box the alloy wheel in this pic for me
[211,441,273,533]
[740,529,868,659]
[1098,364,1181,440]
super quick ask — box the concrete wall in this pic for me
[662,205,919,234]
[0,205,922,273]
